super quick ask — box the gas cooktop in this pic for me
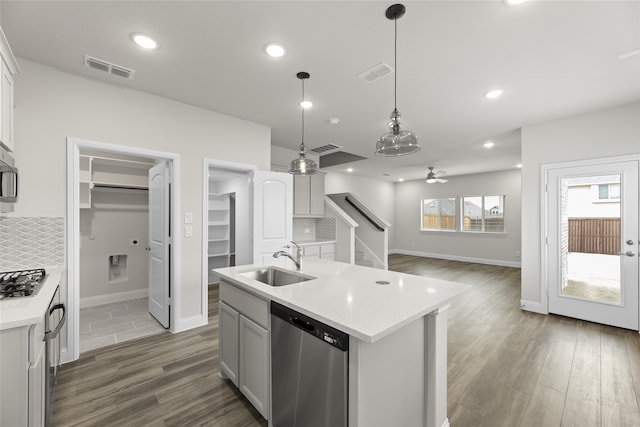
[0,269,47,298]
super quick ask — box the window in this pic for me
[421,198,456,231]
[598,183,620,200]
[461,195,505,232]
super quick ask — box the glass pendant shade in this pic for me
[375,3,420,157]
[289,144,318,175]
[375,109,420,156]
[288,71,318,175]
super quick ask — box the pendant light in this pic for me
[289,72,319,175]
[375,3,420,157]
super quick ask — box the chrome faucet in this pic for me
[273,242,302,271]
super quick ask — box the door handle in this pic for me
[620,251,636,257]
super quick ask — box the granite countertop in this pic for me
[214,259,470,343]
[0,267,65,330]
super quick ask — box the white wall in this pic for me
[521,102,640,306]
[79,190,148,300]
[567,185,620,218]
[324,172,396,247]
[394,169,522,266]
[12,59,271,324]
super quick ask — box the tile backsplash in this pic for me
[0,217,65,270]
[293,217,336,242]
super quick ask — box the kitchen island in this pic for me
[214,258,469,427]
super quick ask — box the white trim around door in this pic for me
[66,138,182,363]
[541,153,640,331]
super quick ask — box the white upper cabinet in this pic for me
[0,26,19,152]
[293,173,325,218]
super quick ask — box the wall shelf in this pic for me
[78,154,154,209]
[208,193,231,284]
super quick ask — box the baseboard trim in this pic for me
[80,288,148,308]
[174,314,206,333]
[520,299,548,314]
[390,249,521,268]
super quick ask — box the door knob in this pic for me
[626,240,635,245]
[620,251,636,257]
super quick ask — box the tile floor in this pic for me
[79,298,166,353]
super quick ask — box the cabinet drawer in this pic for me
[320,243,335,255]
[302,245,319,257]
[220,281,269,328]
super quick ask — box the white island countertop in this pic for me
[214,259,470,343]
[0,267,65,330]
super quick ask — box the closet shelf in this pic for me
[209,252,230,257]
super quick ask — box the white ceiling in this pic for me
[2,1,639,182]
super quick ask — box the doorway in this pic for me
[66,138,181,363]
[544,156,639,330]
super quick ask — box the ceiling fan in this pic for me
[426,167,448,184]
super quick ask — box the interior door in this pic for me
[148,161,170,328]
[547,159,639,330]
[252,171,292,265]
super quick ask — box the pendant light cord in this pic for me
[394,15,398,111]
[301,78,305,148]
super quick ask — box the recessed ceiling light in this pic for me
[516,163,523,168]
[484,89,504,99]
[264,43,287,58]
[131,33,159,50]
[505,0,528,5]
[328,118,340,125]
[398,178,404,182]
[484,141,495,148]
[300,100,313,109]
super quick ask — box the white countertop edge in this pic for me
[0,267,65,330]
[292,239,337,246]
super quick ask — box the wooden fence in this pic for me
[568,217,620,255]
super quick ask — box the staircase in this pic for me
[327,193,389,270]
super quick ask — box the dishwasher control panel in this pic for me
[271,301,349,351]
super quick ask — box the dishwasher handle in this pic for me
[291,316,314,332]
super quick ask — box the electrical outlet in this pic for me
[515,250,521,258]
[185,225,193,238]
[304,228,311,234]
[185,212,193,224]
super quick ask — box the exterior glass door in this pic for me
[547,159,639,330]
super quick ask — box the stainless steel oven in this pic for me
[0,146,18,213]
[44,286,66,426]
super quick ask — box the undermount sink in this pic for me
[239,267,316,287]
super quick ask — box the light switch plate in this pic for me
[185,225,193,238]
[185,212,193,224]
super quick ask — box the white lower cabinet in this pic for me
[219,282,270,421]
[219,301,239,386]
[301,242,336,260]
[0,313,46,427]
[239,315,269,418]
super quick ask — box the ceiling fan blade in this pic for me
[435,170,447,175]
[436,178,448,183]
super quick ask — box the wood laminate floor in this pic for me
[53,255,640,426]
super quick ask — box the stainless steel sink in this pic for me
[239,267,315,287]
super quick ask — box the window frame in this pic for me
[460,195,505,233]
[419,197,458,232]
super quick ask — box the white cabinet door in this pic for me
[309,173,325,216]
[27,343,46,427]
[1,60,14,151]
[219,301,239,386]
[239,315,270,420]
[293,175,310,215]
[294,174,325,217]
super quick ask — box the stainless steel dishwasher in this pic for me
[271,301,349,427]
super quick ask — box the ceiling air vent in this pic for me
[357,62,393,83]
[310,143,342,155]
[84,55,136,80]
